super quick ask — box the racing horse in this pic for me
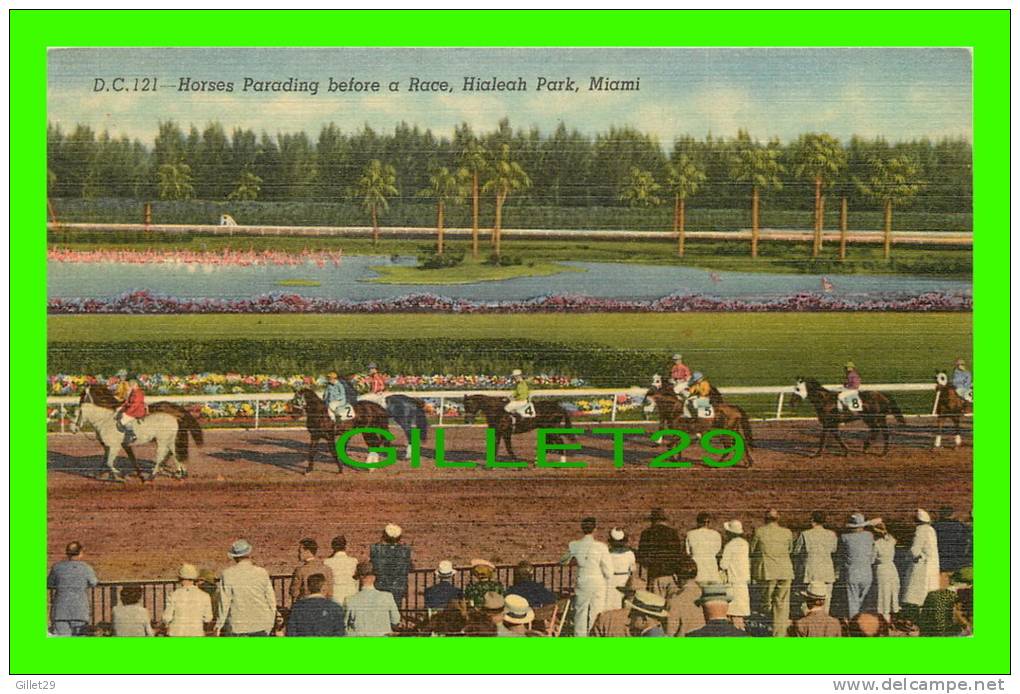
[70,385,185,481]
[790,378,906,457]
[82,384,204,470]
[643,386,756,467]
[290,388,392,473]
[462,393,577,461]
[932,371,971,449]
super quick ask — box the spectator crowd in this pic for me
[48,505,972,638]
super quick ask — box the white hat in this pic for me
[626,589,668,617]
[916,508,931,523]
[801,581,829,600]
[672,353,682,361]
[502,594,535,625]
[228,539,253,558]
[609,527,626,541]
[384,523,402,539]
[178,563,199,580]
[435,560,455,578]
[511,369,523,377]
[723,519,744,535]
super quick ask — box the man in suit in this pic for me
[791,582,843,637]
[215,539,277,637]
[636,507,683,596]
[685,512,722,583]
[589,574,642,637]
[424,560,463,611]
[932,507,972,575]
[289,538,334,602]
[345,561,402,637]
[285,573,346,637]
[505,561,557,609]
[625,590,669,637]
[750,508,794,637]
[793,511,838,612]
[836,513,875,619]
[561,516,612,637]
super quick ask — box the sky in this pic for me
[47,47,973,146]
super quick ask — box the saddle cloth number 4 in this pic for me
[521,402,536,418]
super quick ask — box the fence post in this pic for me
[60,403,65,433]
[610,393,619,422]
[254,399,260,430]
[438,397,445,426]
[774,392,785,420]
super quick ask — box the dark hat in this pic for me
[355,561,376,578]
[648,507,668,522]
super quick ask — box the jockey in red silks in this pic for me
[359,362,390,407]
[839,361,862,411]
[116,376,147,444]
[670,353,692,386]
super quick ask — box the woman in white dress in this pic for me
[605,527,637,611]
[869,519,900,618]
[718,519,751,629]
[903,509,941,607]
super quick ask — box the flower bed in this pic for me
[48,247,343,267]
[48,290,972,315]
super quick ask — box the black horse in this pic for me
[790,377,906,457]
[291,388,392,473]
[462,394,577,461]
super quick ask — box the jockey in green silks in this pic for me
[504,369,534,422]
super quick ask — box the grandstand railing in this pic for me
[47,382,942,432]
[52,561,578,628]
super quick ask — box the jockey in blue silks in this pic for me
[951,358,973,401]
[324,371,351,422]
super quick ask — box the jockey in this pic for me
[116,376,147,444]
[670,353,692,386]
[504,369,534,423]
[951,358,973,401]
[839,361,862,411]
[359,362,390,407]
[323,371,350,422]
[686,371,712,417]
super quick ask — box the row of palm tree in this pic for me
[355,133,922,261]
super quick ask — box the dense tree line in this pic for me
[47,119,971,214]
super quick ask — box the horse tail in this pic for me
[885,394,907,426]
[149,403,204,460]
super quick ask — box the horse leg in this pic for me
[880,422,890,455]
[933,418,943,449]
[811,428,827,458]
[104,444,124,481]
[832,428,850,456]
[305,437,317,474]
[121,444,144,480]
[954,417,962,448]
[862,423,875,453]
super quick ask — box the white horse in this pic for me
[70,399,184,481]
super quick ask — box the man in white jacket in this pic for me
[685,512,722,583]
[903,508,941,607]
[562,516,613,637]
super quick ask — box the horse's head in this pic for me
[790,377,809,406]
[462,394,481,424]
[935,371,949,387]
[70,386,94,433]
[290,389,309,415]
[650,373,663,389]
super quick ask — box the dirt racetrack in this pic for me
[48,419,972,580]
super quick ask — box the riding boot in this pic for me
[123,427,136,445]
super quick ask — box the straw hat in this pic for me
[626,590,668,618]
[801,581,829,601]
[916,508,931,523]
[723,519,744,535]
[695,583,732,606]
[481,591,505,611]
[502,594,534,625]
[178,563,199,580]
[435,560,456,578]
[384,523,402,539]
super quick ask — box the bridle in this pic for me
[71,386,94,433]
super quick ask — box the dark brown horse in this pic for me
[290,388,391,473]
[933,371,971,449]
[462,394,576,461]
[643,388,755,466]
[82,383,204,478]
[790,377,905,457]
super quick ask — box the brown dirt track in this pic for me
[48,419,971,581]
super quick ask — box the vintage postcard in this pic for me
[45,46,973,642]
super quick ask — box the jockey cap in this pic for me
[367,362,378,370]
[511,369,523,377]
[690,371,704,383]
[327,371,339,379]
[845,361,856,370]
[672,353,682,361]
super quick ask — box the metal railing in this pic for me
[47,381,941,432]
[56,561,578,628]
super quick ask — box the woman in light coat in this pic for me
[902,509,941,607]
[869,519,900,618]
[718,520,751,630]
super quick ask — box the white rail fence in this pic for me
[47,382,942,432]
